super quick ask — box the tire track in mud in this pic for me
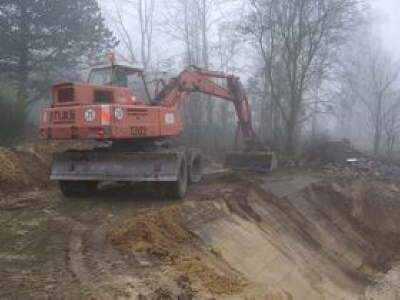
[68,222,92,292]
[0,203,135,298]
[67,218,136,295]
[62,211,141,298]
[60,198,184,299]
[0,182,190,299]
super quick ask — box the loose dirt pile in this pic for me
[0,141,97,195]
[0,146,50,194]
[110,205,247,296]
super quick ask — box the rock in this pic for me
[389,184,400,193]
[176,274,191,289]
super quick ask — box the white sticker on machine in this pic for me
[165,113,175,125]
[85,109,96,122]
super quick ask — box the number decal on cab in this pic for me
[131,127,147,137]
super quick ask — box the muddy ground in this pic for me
[2,146,400,299]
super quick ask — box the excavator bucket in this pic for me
[226,151,277,173]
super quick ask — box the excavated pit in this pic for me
[111,174,400,299]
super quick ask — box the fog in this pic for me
[371,0,400,56]
[2,0,400,157]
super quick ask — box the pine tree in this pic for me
[0,0,118,105]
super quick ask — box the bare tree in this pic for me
[160,0,221,150]
[340,37,400,155]
[112,0,137,64]
[112,0,155,69]
[137,0,155,70]
[383,110,400,157]
[244,0,364,154]
[215,22,242,138]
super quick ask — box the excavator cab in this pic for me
[88,64,150,101]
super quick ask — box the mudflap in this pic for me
[226,151,278,173]
[50,150,184,182]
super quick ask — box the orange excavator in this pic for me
[40,56,276,198]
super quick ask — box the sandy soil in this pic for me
[2,152,400,299]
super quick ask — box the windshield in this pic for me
[88,68,112,85]
[88,66,149,101]
[127,73,148,101]
[88,67,129,87]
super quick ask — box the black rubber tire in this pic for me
[189,153,203,183]
[59,181,98,198]
[164,157,188,199]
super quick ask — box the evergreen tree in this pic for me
[0,0,118,105]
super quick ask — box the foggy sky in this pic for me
[371,0,400,57]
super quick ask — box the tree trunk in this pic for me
[373,129,381,156]
[373,97,383,155]
[17,1,29,107]
[286,118,296,155]
[200,0,213,126]
[285,98,300,155]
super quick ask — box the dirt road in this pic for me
[0,183,184,299]
[2,168,400,299]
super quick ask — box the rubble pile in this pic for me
[313,139,400,179]
[323,159,400,179]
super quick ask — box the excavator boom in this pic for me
[155,66,255,143]
[152,66,276,172]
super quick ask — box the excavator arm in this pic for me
[152,66,276,172]
[154,66,255,147]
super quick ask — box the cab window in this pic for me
[88,68,112,85]
[127,73,149,101]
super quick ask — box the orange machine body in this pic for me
[40,82,182,140]
[40,65,255,145]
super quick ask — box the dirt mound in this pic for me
[0,141,98,195]
[0,146,50,194]
[110,206,192,256]
[109,206,246,295]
